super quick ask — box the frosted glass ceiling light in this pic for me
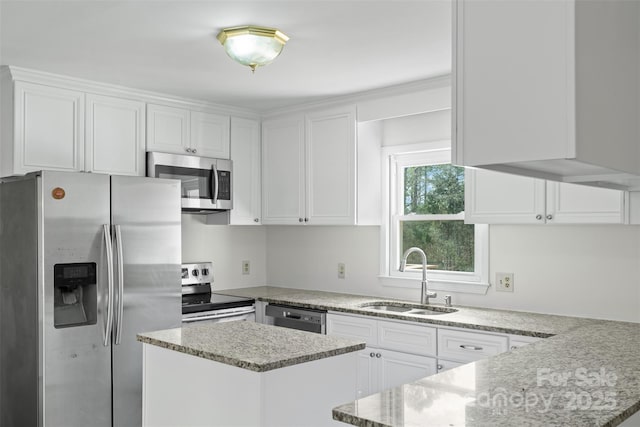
[217,26,289,72]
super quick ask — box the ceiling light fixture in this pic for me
[216,25,289,73]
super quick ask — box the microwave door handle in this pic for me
[210,164,219,204]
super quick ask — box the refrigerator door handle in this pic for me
[114,225,125,345]
[210,164,219,205]
[103,224,115,347]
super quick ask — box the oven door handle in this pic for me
[183,308,255,323]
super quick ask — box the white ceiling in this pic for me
[0,1,452,112]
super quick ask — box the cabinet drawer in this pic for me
[378,320,436,357]
[327,313,378,346]
[508,334,541,350]
[437,328,508,363]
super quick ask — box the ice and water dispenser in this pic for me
[53,263,98,328]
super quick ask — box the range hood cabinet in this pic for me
[453,0,640,191]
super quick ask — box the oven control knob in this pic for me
[192,269,199,277]
[201,268,209,276]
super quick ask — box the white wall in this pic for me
[264,224,640,322]
[181,214,267,290]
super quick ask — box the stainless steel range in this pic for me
[181,262,255,323]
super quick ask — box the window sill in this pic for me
[378,275,490,295]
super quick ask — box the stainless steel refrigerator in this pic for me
[0,171,182,427]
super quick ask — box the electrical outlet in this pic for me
[496,272,514,292]
[242,260,250,275]
[338,263,346,279]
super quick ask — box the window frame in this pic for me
[379,140,489,294]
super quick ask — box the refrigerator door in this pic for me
[41,171,113,427]
[110,175,181,427]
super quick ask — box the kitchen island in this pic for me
[137,321,365,427]
[218,286,640,426]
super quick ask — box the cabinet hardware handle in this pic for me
[535,214,543,220]
[298,218,303,223]
[370,352,375,358]
[185,148,191,153]
[192,148,197,154]
[254,218,259,223]
[460,344,483,351]
[376,353,382,358]
[304,218,309,222]
[546,214,552,220]
[510,346,517,350]
[437,364,443,370]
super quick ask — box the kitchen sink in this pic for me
[359,301,458,316]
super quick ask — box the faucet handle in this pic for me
[444,295,452,307]
[427,291,437,298]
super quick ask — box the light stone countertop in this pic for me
[217,286,603,337]
[137,321,365,372]
[216,286,640,426]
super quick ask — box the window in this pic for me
[381,142,488,293]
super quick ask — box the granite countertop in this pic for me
[137,321,365,373]
[217,286,602,337]
[217,286,640,426]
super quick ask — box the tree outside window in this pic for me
[398,164,474,273]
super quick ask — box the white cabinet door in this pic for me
[146,104,189,154]
[546,181,625,224]
[86,94,145,176]
[305,106,356,225]
[465,168,546,224]
[261,116,305,224]
[465,168,627,224]
[356,348,378,399]
[191,111,230,159]
[378,349,436,391]
[230,117,261,225]
[9,81,85,175]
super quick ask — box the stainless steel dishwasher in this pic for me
[264,304,326,334]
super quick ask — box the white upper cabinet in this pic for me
[466,168,627,224]
[261,105,356,225]
[261,115,306,224]
[305,106,356,225]
[2,81,85,176]
[85,93,145,176]
[453,0,640,190]
[147,104,230,159]
[146,104,189,154]
[230,117,261,225]
[190,111,230,159]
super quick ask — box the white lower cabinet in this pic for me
[329,312,546,398]
[437,327,509,363]
[327,313,436,398]
[358,347,436,398]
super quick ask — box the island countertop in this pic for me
[137,321,365,372]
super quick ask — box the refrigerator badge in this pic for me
[51,187,66,200]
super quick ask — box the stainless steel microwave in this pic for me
[147,152,232,212]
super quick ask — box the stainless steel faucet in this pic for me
[399,247,437,305]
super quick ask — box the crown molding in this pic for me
[2,65,261,119]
